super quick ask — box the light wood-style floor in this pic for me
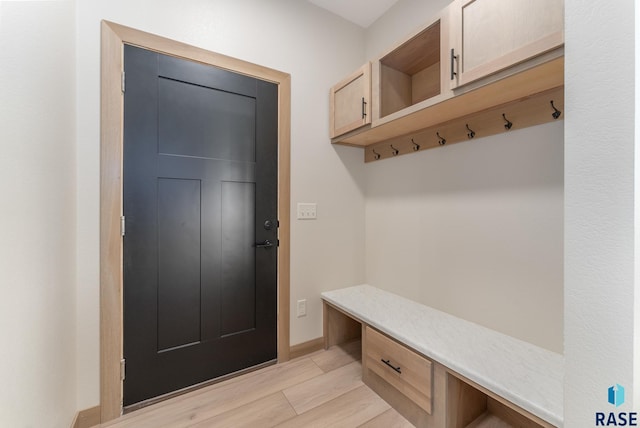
[98,341,414,428]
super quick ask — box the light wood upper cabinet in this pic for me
[450,0,564,88]
[327,0,565,157]
[330,63,371,138]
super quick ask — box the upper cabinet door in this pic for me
[450,0,564,88]
[330,63,371,139]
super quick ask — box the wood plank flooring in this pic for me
[98,341,414,428]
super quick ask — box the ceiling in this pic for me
[307,0,400,28]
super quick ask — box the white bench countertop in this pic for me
[321,284,563,427]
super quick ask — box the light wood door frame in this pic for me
[100,20,291,423]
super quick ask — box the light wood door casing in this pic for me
[450,0,564,88]
[330,63,371,138]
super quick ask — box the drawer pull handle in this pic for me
[381,358,402,374]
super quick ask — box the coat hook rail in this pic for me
[550,100,561,119]
[466,124,475,139]
[364,88,564,163]
[502,113,513,130]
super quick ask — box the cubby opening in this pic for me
[324,302,362,347]
[447,374,545,428]
[379,20,441,118]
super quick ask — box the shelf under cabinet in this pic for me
[331,57,564,149]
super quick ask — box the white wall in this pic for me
[564,0,639,424]
[75,0,367,408]
[363,0,564,353]
[366,123,564,352]
[365,0,451,58]
[0,2,77,427]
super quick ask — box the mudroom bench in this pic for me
[321,285,563,428]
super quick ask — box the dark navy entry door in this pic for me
[122,45,278,406]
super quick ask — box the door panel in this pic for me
[158,78,256,161]
[220,181,256,336]
[157,178,202,351]
[123,45,278,406]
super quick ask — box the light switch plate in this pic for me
[297,203,317,220]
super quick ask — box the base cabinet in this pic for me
[323,300,557,428]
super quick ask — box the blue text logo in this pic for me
[596,384,637,426]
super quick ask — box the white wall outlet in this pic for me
[296,299,307,317]
[297,203,317,220]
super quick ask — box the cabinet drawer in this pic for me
[365,326,432,413]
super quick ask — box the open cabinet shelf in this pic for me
[379,20,441,118]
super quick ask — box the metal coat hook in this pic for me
[372,149,381,160]
[466,124,476,139]
[550,100,562,119]
[390,145,399,156]
[412,138,420,151]
[437,132,446,146]
[502,113,513,130]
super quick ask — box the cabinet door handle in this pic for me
[450,48,458,81]
[381,358,402,374]
[362,97,367,119]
